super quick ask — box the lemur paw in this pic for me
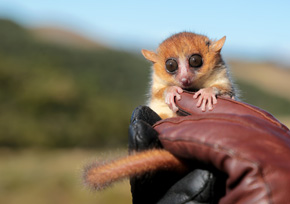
[165,86,183,112]
[193,87,218,112]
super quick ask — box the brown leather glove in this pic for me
[154,92,290,204]
[129,105,225,204]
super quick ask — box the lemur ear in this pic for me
[141,49,158,63]
[210,36,226,53]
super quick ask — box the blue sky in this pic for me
[0,0,290,64]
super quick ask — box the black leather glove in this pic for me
[128,106,225,204]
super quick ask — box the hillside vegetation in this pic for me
[0,19,289,148]
[0,19,149,148]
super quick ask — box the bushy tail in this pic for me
[83,149,186,190]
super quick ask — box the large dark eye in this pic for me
[189,54,203,68]
[165,59,178,73]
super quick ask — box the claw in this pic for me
[165,86,183,112]
[193,87,217,112]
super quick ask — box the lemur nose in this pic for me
[181,78,190,86]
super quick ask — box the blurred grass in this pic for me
[0,148,131,204]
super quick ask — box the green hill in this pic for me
[0,19,289,148]
[0,19,150,148]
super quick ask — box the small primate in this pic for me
[83,32,238,191]
[142,32,237,119]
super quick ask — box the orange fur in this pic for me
[84,149,187,190]
[142,32,237,118]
